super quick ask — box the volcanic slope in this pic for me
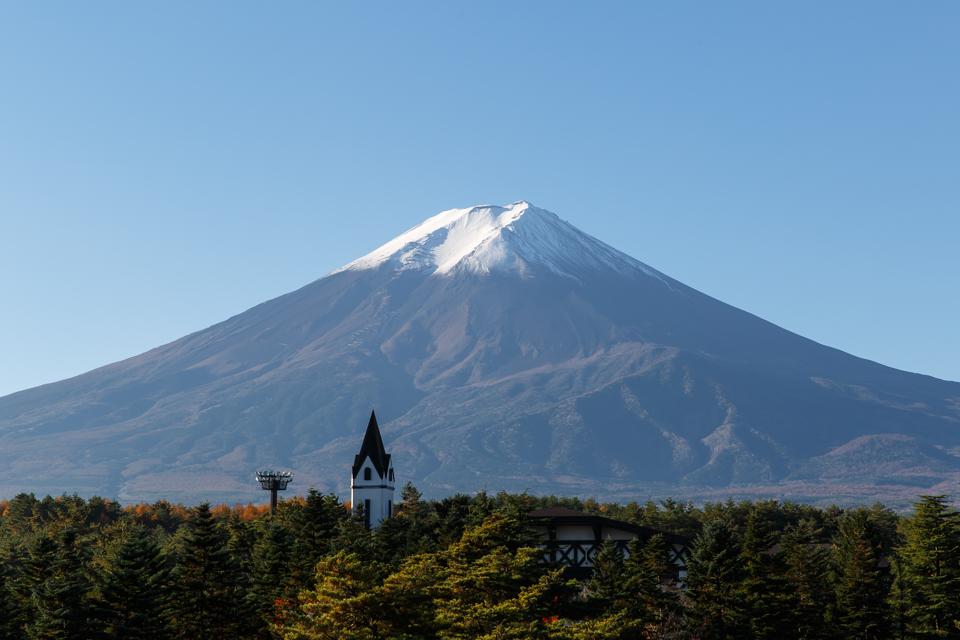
[1,202,959,504]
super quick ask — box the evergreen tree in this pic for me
[889,556,910,640]
[225,516,258,587]
[250,523,298,634]
[433,493,474,547]
[286,511,573,640]
[465,487,498,529]
[11,534,58,633]
[630,498,703,538]
[777,521,837,640]
[2,494,40,538]
[288,490,345,588]
[0,562,26,640]
[587,538,627,611]
[627,534,684,637]
[95,525,172,640]
[282,551,389,640]
[373,482,440,567]
[168,503,249,640]
[329,501,376,561]
[581,534,685,639]
[740,513,785,640]
[0,488,949,640]
[29,528,99,640]
[577,538,633,638]
[684,519,748,640]
[895,495,960,638]
[834,508,892,640]
[420,511,572,639]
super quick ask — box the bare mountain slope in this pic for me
[1,202,958,504]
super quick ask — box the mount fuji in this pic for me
[2,202,959,505]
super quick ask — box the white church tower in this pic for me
[351,410,395,529]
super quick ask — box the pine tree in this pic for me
[95,525,172,640]
[372,482,439,567]
[11,533,58,633]
[250,523,298,633]
[777,521,837,640]
[627,534,684,638]
[0,562,26,640]
[286,511,572,640]
[168,503,249,640]
[281,551,389,640]
[895,495,960,639]
[2,494,40,538]
[466,486,497,529]
[740,513,785,640]
[578,535,684,639]
[834,508,892,640]
[29,528,99,640]
[434,493,474,547]
[684,519,748,640]
[889,556,910,640]
[288,490,345,587]
[422,511,571,639]
[329,501,374,555]
[587,538,627,611]
[225,516,258,588]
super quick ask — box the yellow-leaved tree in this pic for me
[283,511,575,640]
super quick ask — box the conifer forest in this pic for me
[1,485,959,639]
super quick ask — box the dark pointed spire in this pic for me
[352,410,391,479]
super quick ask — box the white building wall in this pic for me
[350,455,395,528]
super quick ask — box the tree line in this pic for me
[0,486,959,639]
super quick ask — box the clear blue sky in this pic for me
[1,2,958,398]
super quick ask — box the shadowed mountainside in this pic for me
[1,202,958,504]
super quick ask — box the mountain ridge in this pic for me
[1,202,958,506]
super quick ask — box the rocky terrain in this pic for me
[1,202,958,507]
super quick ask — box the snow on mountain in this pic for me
[2,201,960,506]
[337,201,669,285]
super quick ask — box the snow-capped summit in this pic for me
[3,200,959,505]
[338,201,666,284]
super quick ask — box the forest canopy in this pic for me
[1,486,959,639]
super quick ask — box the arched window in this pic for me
[364,468,372,481]
[389,468,394,482]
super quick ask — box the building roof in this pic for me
[527,506,691,546]
[352,410,391,479]
[528,507,588,518]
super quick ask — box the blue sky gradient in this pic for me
[1,2,958,397]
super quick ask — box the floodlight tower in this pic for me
[255,470,293,516]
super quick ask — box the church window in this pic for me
[389,468,394,482]
[388,500,392,517]
[364,468,372,481]
[364,499,371,528]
